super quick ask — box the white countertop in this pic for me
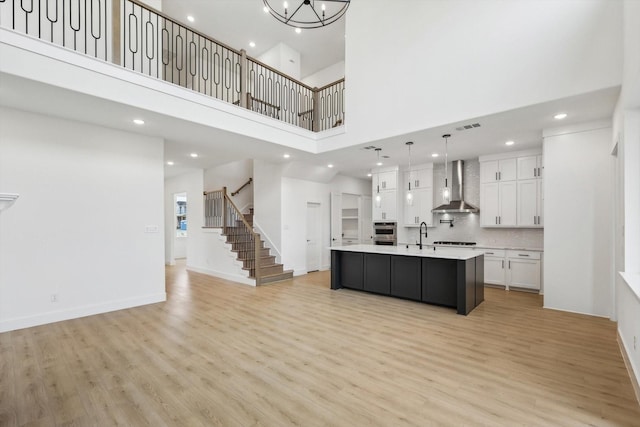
[330,244,481,260]
[398,243,544,252]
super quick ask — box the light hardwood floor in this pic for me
[1,262,639,426]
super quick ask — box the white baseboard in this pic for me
[542,305,610,319]
[293,268,307,276]
[618,330,640,405]
[187,265,255,286]
[0,292,166,333]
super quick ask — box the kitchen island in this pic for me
[330,245,484,315]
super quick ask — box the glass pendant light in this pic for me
[406,141,414,206]
[442,134,451,204]
[375,148,382,208]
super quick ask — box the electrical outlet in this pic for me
[50,294,58,303]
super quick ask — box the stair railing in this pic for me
[0,0,345,132]
[204,187,261,284]
[231,177,253,196]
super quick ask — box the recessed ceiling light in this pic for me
[190,153,198,158]
[249,41,256,48]
[431,153,439,158]
[133,119,144,125]
[187,15,195,22]
[327,164,334,168]
[283,153,290,159]
[376,161,383,166]
[554,113,568,120]
[166,161,174,166]
[263,6,269,13]
[367,173,372,177]
[505,140,515,146]
[295,28,302,34]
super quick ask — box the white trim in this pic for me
[541,305,611,319]
[294,268,307,276]
[186,265,255,286]
[620,272,640,303]
[253,220,282,263]
[478,148,542,162]
[618,330,640,405]
[542,119,612,138]
[0,292,166,333]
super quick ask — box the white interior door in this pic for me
[306,202,322,272]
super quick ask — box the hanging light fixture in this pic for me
[406,141,414,206]
[262,0,350,29]
[375,148,382,208]
[442,134,451,204]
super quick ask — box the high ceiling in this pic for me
[161,0,346,79]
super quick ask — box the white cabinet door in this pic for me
[414,168,433,189]
[481,159,517,183]
[480,183,500,226]
[537,179,544,226]
[484,256,506,286]
[374,191,397,221]
[499,181,517,226]
[507,258,541,290]
[517,179,538,227]
[404,188,433,227]
[378,171,397,190]
[517,156,538,180]
[507,251,541,290]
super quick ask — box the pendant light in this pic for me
[406,141,414,206]
[442,134,451,204]
[375,148,382,208]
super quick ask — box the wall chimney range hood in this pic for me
[432,160,479,213]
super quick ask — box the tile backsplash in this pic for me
[398,159,544,249]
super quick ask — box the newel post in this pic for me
[111,0,121,65]
[222,186,228,232]
[240,49,248,109]
[312,87,320,132]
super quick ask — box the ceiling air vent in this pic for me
[455,123,481,131]
[363,145,377,150]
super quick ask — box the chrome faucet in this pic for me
[418,221,428,250]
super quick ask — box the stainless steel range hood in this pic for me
[432,160,479,213]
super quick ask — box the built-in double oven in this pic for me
[373,222,397,246]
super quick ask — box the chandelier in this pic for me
[263,0,350,29]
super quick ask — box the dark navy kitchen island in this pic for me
[330,245,484,315]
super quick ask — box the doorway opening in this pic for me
[174,192,187,260]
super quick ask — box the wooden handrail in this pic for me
[231,178,253,196]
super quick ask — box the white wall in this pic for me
[303,61,345,88]
[282,174,371,275]
[342,0,622,147]
[0,108,165,332]
[253,160,284,254]
[258,43,301,81]
[204,159,254,213]
[543,123,614,317]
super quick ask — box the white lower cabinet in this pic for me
[482,249,506,286]
[480,249,541,292]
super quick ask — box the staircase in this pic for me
[224,209,293,285]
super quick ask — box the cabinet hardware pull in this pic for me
[496,172,498,181]
[534,167,537,177]
[486,252,494,255]
[499,171,501,180]
[518,254,530,257]
[509,260,511,269]
[502,260,504,268]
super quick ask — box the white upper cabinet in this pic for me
[517,155,543,180]
[377,170,397,190]
[479,149,543,228]
[405,167,433,189]
[480,158,517,183]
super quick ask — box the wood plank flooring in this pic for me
[1,261,639,426]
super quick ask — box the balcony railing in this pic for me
[0,0,345,132]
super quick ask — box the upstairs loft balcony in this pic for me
[0,0,345,133]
